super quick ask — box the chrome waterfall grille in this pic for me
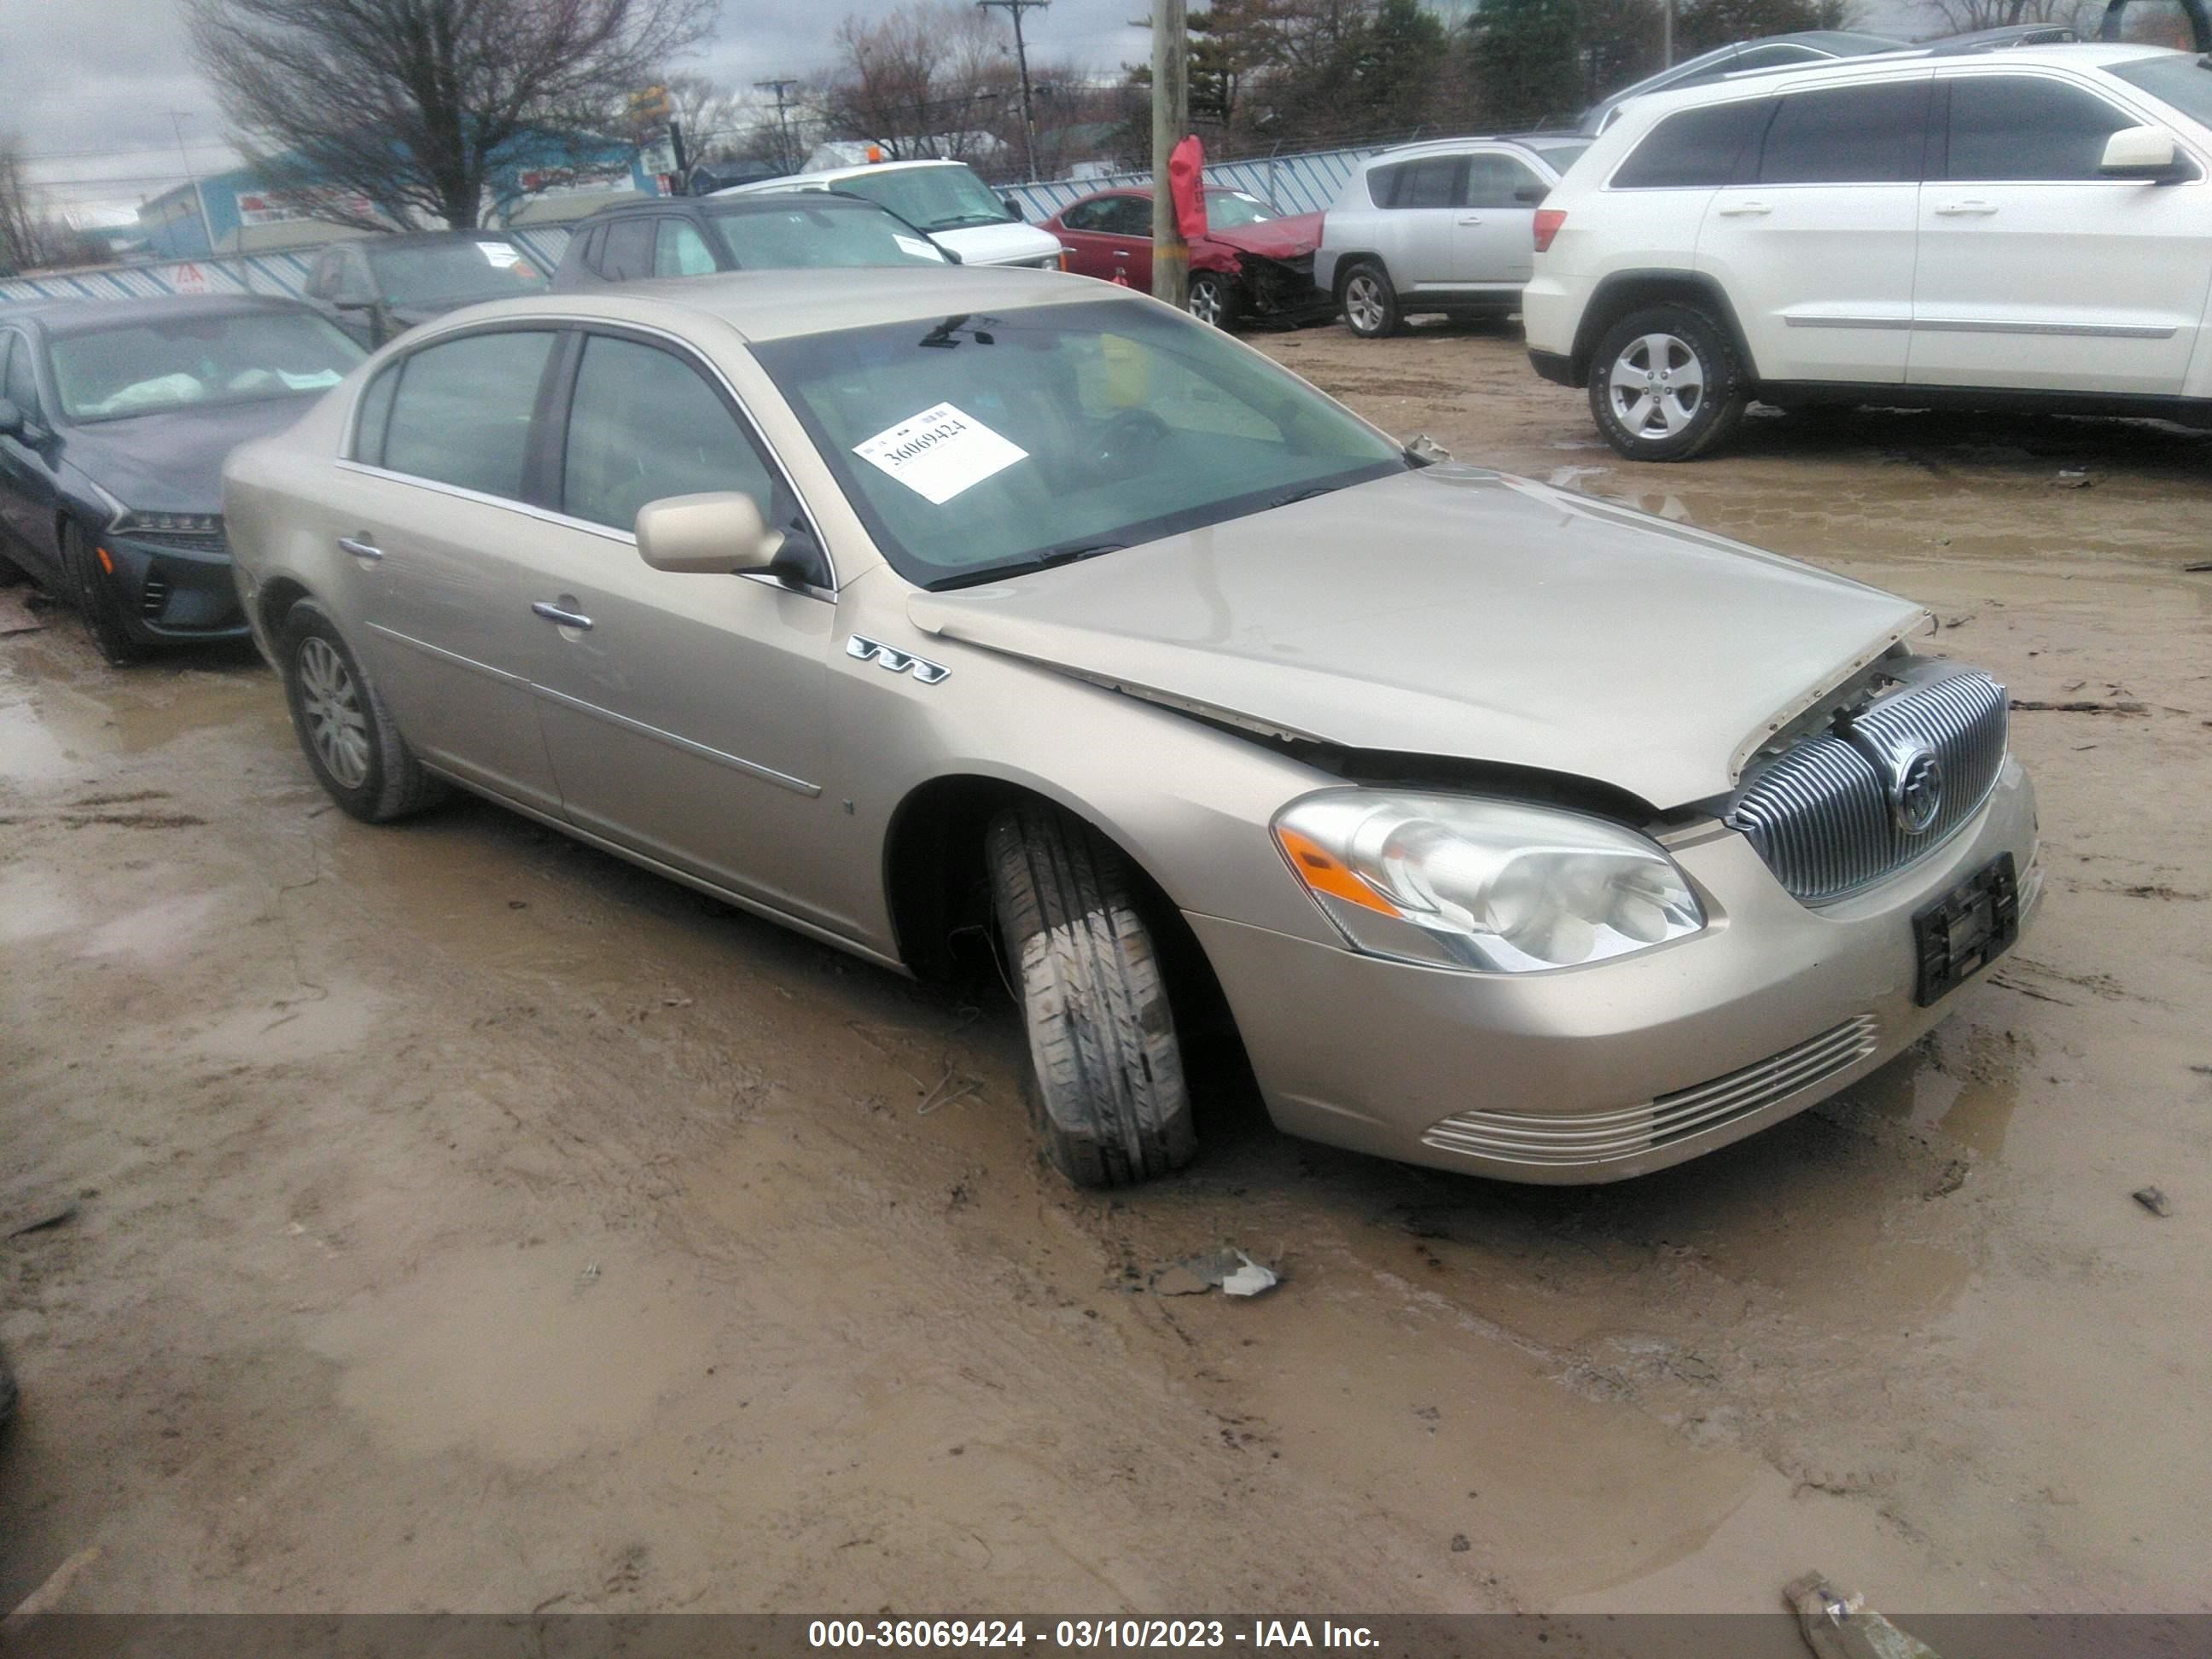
[1422,1016,1881,1167]
[1726,661,2007,905]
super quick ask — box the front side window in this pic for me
[1759,82,1930,184]
[751,297,1408,589]
[379,329,556,499]
[830,166,1011,234]
[654,218,720,277]
[1098,195,1153,236]
[365,239,548,306]
[1946,75,2137,181]
[560,334,776,533]
[47,310,363,424]
[1612,100,1768,189]
[1061,198,1112,231]
[1464,153,1547,209]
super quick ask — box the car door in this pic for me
[521,327,845,929]
[1089,195,1154,290]
[1910,70,2212,394]
[1372,156,1465,294]
[0,332,61,574]
[1697,76,1932,385]
[1052,197,1122,281]
[1455,149,1552,285]
[337,324,567,812]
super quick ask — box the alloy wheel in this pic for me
[1606,332,1706,438]
[297,636,371,789]
[1187,278,1225,327]
[1344,274,1386,335]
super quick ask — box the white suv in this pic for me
[1523,45,2212,460]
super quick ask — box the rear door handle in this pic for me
[531,600,593,631]
[1456,214,1485,225]
[337,535,383,561]
[1936,201,1999,216]
[1716,201,1772,218]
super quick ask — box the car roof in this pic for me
[1359,135,1562,168]
[727,157,973,191]
[1623,40,2185,119]
[336,229,527,249]
[15,292,321,339]
[393,266,1132,346]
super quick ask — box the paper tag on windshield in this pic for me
[853,402,1027,504]
[478,242,521,267]
[892,234,940,261]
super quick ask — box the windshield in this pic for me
[711,200,949,268]
[49,311,365,424]
[830,165,1011,233]
[751,297,1409,589]
[2107,54,2212,132]
[367,239,549,308]
[1206,191,1279,227]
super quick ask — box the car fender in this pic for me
[1572,268,1761,385]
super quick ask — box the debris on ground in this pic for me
[1784,1571,1942,1659]
[2050,469,2097,489]
[2133,1187,2172,1219]
[2183,561,2212,573]
[1150,1249,1280,1299]
[1449,1534,1471,1553]
[5,1201,79,1239]
[2007,698,2148,715]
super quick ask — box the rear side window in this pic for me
[559,334,777,533]
[1945,75,2136,181]
[1371,157,1463,208]
[380,329,556,500]
[1612,101,1767,189]
[597,218,654,282]
[1759,82,1930,184]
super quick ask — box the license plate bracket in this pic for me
[1912,852,2020,1007]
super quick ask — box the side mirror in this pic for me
[1002,195,1025,221]
[2100,125,2187,181]
[635,491,785,575]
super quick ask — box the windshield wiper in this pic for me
[928,540,1128,590]
[1267,483,1347,509]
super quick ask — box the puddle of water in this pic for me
[1853,1029,2024,1160]
[0,701,79,783]
[306,1243,718,1466]
[189,981,386,1063]
[78,890,224,964]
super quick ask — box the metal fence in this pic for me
[0,139,1398,307]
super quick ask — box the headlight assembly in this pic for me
[1272,789,1704,973]
[111,510,223,538]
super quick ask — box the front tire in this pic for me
[1587,303,1747,462]
[61,521,147,666]
[987,800,1197,1189]
[277,599,443,823]
[1187,271,1242,331]
[1340,260,1401,339]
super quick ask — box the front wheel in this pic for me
[1587,304,1747,462]
[61,521,147,666]
[1340,260,1401,339]
[1186,271,1242,331]
[278,599,443,823]
[987,800,1197,1189]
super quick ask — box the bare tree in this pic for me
[0,139,110,273]
[1914,0,2097,31]
[662,73,754,161]
[824,3,1018,161]
[186,0,717,230]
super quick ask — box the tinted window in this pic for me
[381,329,555,499]
[1376,157,1462,208]
[1759,82,1929,184]
[1464,153,1547,209]
[1947,75,2135,181]
[654,218,719,277]
[560,335,775,533]
[1613,100,1767,189]
[3,335,38,416]
[1100,195,1153,236]
[1061,198,1112,231]
[597,218,654,282]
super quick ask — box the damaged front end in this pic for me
[1236,252,1332,325]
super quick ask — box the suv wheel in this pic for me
[1588,304,1747,462]
[1341,261,1401,339]
[278,599,444,823]
[987,800,1197,1189]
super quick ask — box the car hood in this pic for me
[934,218,1066,266]
[907,467,1927,810]
[61,397,322,516]
[1204,212,1324,260]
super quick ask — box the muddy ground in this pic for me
[3,321,2208,1621]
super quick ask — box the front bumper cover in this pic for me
[1189,759,2041,1184]
[97,530,249,642]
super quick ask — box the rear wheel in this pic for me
[1340,260,1401,339]
[987,800,1196,1189]
[278,599,443,823]
[61,521,147,666]
[1187,271,1242,331]
[1587,303,1747,462]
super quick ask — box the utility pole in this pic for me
[1662,0,1674,67]
[1150,0,1187,307]
[977,0,1048,182]
[754,78,800,172]
[168,111,215,257]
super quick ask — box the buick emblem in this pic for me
[1889,742,1944,836]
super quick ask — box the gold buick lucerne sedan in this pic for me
[222,267,2041,1188]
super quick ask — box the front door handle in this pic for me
[1936,201,1999,217]
[1716,201,1773,218]
[532,600,593,631]
[337,535,383,561]
[1456,214,1485,225]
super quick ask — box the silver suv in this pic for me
[1316,136,1591,338]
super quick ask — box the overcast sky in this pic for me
[6,0,1925,224]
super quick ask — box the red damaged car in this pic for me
[1039,187,1332,331]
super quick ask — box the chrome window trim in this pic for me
[334,312,841,592]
